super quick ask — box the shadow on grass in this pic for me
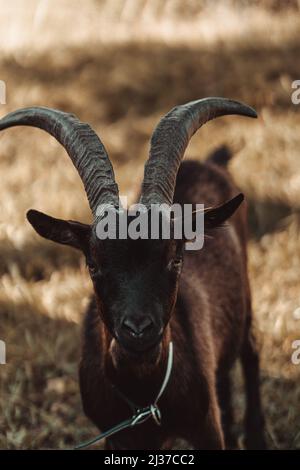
[1,38,298,123]
[0,298,97,449]
[247,199,298,239]
[0,238,85,280]
[231,362,300,450]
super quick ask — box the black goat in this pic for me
[0,98,265,449]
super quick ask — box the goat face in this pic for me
[92,237,184,355]
[26,193,243,359]
[27,209,184,357]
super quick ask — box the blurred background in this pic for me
[0,0,300,449]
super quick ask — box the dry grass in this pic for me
[0,0,300,449]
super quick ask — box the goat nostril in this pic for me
[122,317,153,337]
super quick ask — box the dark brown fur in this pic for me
[79,153,266,450]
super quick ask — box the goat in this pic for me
[0,98,266,449]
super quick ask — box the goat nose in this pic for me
[122,316,153,337]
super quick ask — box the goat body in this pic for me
[79,153,265,450]
[0,99,265,450]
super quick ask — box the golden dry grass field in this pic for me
[0,0,300,449]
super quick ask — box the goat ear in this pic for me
[26,209,91,251]
[204,193,244,230]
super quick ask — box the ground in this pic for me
[0,0,300,449]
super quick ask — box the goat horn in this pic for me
[0,107,120,215]
[140,97,257,206]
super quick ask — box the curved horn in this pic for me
[140,97,257,206]
[0,107,120,216]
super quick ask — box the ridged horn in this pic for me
[140,97,257,206]
[0,107,120,216]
